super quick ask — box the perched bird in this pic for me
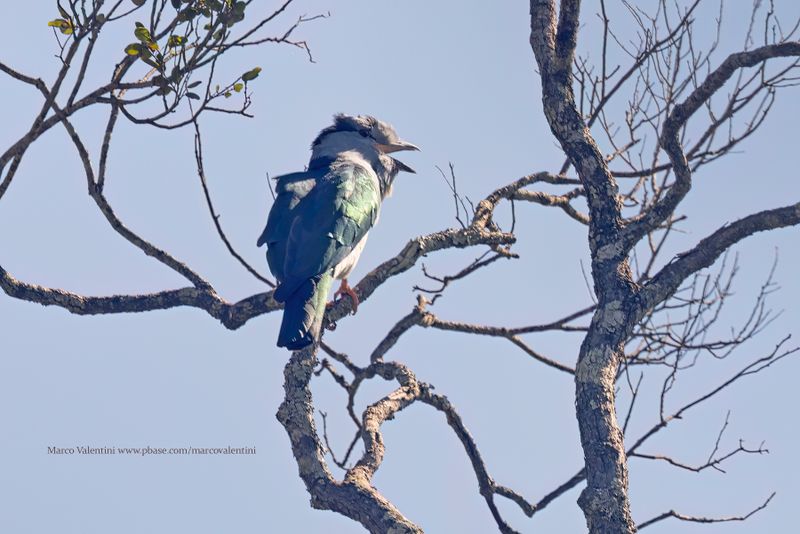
[257,114,419,350]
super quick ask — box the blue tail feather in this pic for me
[276,273,333,350]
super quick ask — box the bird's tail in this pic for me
[276,272,333,350]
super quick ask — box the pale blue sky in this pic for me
[1,2,799,533]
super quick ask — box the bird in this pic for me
[257,114,419,350]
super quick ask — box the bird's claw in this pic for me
[333,279,359,315]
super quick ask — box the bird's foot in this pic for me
[332,278,359,314]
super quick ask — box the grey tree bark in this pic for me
[529,1,800,532]
[2,2,800,533]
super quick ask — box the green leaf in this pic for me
[131,0,147,6]
[134,23,160,51]
[227,2,246,26]
[125,42,160,68]
[224,91,232,98]
[167,35,186,48]
[139,55,161,69]
[186,92,201,100]
[233,82,243,93]
[124,43,142,56]
[48,18,74,35]
[134,24,151,42]
[241,67,261,82]
[177,8,197,22]
[171,0,182,9]
[188,80,202,88]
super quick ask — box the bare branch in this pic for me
[420,385,533,533]
[0,263,278,329]
[638,492,775,530]
[641,203,800,311]
[192,119,275,287]
[623,41,800,248]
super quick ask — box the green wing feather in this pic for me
[271,163,380,301]
[259,163,380,301]
[257,162,381,349]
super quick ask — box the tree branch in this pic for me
[638,493,775,530]
[0,263,278,329]
[641,202,800,311]
[622,41,800,249]
[276,347,422,534]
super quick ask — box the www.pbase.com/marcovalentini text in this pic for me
[47,446,257,456]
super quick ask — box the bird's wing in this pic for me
[273,162,381,301]
[257,170,322,282]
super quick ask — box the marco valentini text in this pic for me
[48,446,257,456]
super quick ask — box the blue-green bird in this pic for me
[257,114,419,350]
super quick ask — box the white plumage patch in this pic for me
[333,233,369,279]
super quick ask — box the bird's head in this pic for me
[311,114,419,176]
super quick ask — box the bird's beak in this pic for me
[391,157,416,174]
[376,140,420,154]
